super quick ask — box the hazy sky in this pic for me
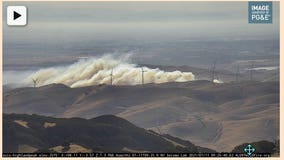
[3,2,280,69]
[4,2,279,40]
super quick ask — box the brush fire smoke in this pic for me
[24,55,195,88]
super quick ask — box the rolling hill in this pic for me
[3,80,279,151]
[3,113,215,153]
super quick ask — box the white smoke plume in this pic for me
[24,55,195,88]
[213,79,224,84]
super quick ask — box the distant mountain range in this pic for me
[3,80,279,152]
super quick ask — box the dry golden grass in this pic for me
[18,145,38,153]
[49,145,64,153]
[43,122,56,128]
[66,143,92,153]
[14,120,29,128]
[122,147,149,153]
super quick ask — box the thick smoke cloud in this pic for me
[24,55,195,88]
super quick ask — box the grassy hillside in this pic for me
[3,80,279,151]
[3,113,215,153]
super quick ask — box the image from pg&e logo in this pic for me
[248,1,272,23]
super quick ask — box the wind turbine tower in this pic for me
[250,61,254,81]
[110,68,113,85]
[141,67,147,85]
[32,78,38,88]
[236,65,240,82]
[211,60,217,82]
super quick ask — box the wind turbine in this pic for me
[211,60,217,82]
[235,65,240,83]
[141,67,147,85]
[250,61,254,81]
[110,68,113,85]
[32,78,38,87]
